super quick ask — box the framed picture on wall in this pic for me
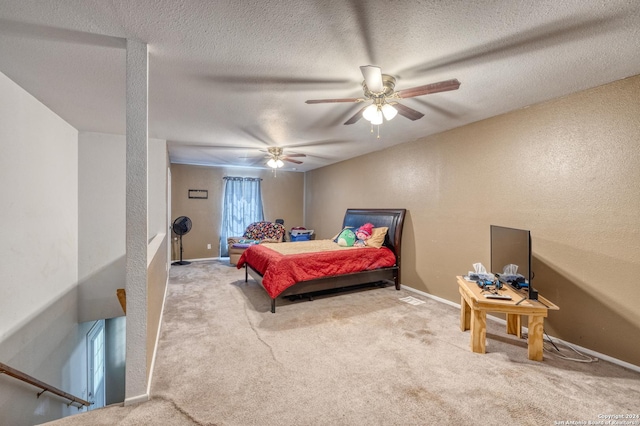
[188,189,208,199]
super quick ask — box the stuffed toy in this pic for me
[336,228,356,247]
[354,223,374,247]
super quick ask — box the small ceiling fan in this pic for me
[264,146,306,168]
[305,65,460,125]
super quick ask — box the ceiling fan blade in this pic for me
[360,65,384,93]
[283,153,306,158]
[396,79,461,99]
[393,103,425,121]
[343,105,368,125]
[283,158,303,164]
[305,98,361,104]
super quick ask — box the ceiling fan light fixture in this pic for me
[268,158,284,168]
[306,66,460,131]
[362,104,379,122]
[370,110,383,125]
[381,103,398,121]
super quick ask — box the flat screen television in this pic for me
[490,225,538,300]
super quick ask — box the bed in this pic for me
[237,208,406,312]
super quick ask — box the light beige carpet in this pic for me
[45,260,640,425]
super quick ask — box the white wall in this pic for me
[0,71,88,425]
[78,129,169,404]
[78,132,126,322]
[78,132,167,323]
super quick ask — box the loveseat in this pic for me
[227,221,286,265]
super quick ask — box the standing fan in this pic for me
[172,216,192,266]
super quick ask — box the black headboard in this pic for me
[342,209,406,261]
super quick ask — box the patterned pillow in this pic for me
[243,222,286,241]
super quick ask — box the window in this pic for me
[87,319,105,410]
[220,177,264,257]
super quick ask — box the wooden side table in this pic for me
[457,276,559,361]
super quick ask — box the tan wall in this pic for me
[305,75,640,367]
[170,164,305,260]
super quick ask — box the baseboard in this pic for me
[403,285,640,374]
[403,285,460,309]
[172,256,219,263]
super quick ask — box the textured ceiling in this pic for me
[1,0,639,172]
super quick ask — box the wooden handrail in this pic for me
[0,362,91,408]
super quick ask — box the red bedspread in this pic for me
[236,243,396,299]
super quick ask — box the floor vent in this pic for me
[399,296,426,306]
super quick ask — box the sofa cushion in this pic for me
[231,243,254,249]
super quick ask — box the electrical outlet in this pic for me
[207,244,211,250]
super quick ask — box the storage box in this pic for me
[290,229,313,242]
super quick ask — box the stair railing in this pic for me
[0,361,91,409]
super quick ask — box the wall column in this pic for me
[124,38,149,403]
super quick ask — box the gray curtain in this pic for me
[220,177,264,257]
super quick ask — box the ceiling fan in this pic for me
[264,146,306,168]
[305,65,460,125]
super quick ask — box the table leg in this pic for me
[470,308,486,354]
[527,315,544,361]
[506,313,522,338]
[460,296,471,331]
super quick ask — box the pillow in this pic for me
[336,228,356,247]
[366,227,388,248]
[332,226,354,242]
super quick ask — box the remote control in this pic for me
[484,293,512,300]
